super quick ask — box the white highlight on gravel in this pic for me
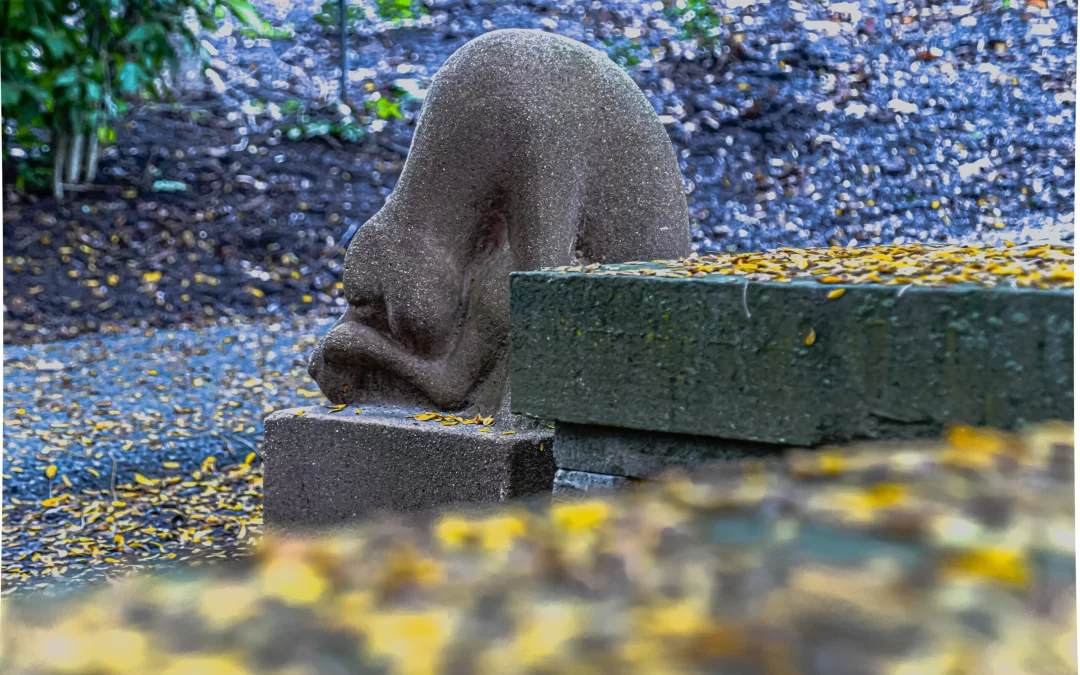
[887,98,918,115]
[803,21,842,37]
[829,2,863,23]
[958,157,992,180]
[844,103,869,118]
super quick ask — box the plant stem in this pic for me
[67,125,85,185]
[339,0,348,103]
[86,130,100,182]
[53,131,69,199]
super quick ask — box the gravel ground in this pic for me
[3,0,1075,344]
[1,315,333,595]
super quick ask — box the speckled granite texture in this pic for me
[264,405,554,528]
[309,29,691,416]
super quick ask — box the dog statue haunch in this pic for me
[308,29,691,415]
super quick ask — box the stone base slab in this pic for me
[552,468,638,497]
[554,422,785,479]
[263,405,554,529]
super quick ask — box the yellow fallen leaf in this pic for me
[827,288,846,300]
[163,461,180,469]
[478,428,494,433]
[805,328,816,346]
[143,270,162,283]
[295,409,305,416]
[501,430,516,436]
[134,472,157,486]
[945,425,1005,454]
[355,408,363,414]
[327,404,347,413]
[944,548,1030,588]
[244,452,257,465]
[552,500,611,533]
[45,464,57,479]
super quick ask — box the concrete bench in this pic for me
[509,263,1074,493]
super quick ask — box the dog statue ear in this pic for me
[309,29,690,416]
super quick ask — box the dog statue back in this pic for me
[309,29,691,416]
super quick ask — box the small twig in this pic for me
[142,144,161,188]
[109,453,118,502]
[228,432,262,460]
[897,284,911,299]
[211,429,262,460]
[314,134,344,151]
[56,183,124,193]
[742,279,752,319]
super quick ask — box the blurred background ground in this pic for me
[2,0,1075,345]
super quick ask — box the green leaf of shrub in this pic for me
[222,0,267,29]
[119,63,142,93]
[54,68,79,87]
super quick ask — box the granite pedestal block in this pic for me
[263,405,554,529]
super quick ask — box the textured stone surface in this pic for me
[554,422,783,478]
[551,468,638,497]
[511,270,1073,446]
[309,28,690,416]
[263,405,554,528]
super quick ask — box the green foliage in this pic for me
[314,2,364,27]
[664,0,725,50]
[277,98,366,143]
[238,24,296,40]
[1,0,266,196]
[315,0,428,29]
[603,38,643,69]
[374,0,428,23]
[273,84,414,144]
[368,95,403,120]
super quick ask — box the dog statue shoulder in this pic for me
[309,29,691,416]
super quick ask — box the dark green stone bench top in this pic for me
[510,245,1073,446]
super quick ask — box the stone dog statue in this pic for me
[308,29,690,415]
